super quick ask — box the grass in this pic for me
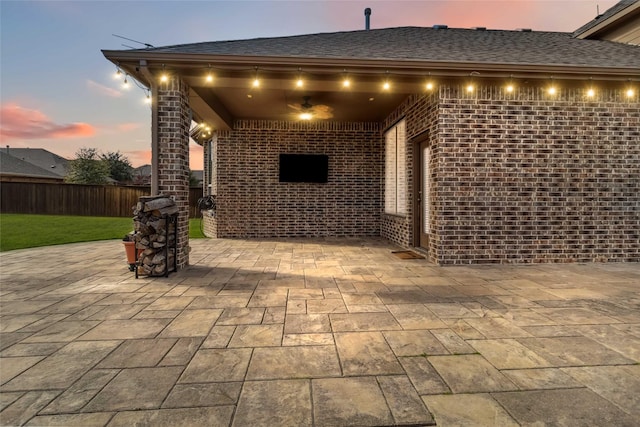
[0,214,206,252]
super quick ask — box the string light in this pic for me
[546,77,557,96]
[341,70,351,88]
[160,64,168,83]
[296,68,304,88]
[109,63,638,112]
[382,71,391,91]
[205,65,214,83]
[252,67,260,88]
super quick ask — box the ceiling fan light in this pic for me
[299,112,313,120]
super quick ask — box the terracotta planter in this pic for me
[123,241,143,271]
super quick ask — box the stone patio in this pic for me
[1,237,639,426]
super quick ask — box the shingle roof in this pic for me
[0,151,63,179]
[573,0,638,37]
[5,148,69,177]
[129,26,640,69]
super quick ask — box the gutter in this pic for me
[102,50,640,81]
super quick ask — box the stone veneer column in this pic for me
[156,75,191,268]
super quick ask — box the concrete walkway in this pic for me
[1,237,639,426]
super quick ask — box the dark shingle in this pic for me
[0,151,63,179]
[573,0,638,37]
[126,26,640,69]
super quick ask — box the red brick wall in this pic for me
[214,120,382,238]
[156,76,191,268]
[400,85,639,264]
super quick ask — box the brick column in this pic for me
[156,75,190,268]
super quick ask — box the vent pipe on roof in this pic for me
[365,8,371,30]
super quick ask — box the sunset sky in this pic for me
[1,0,616,170]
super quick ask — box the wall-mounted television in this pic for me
[279,154,329,183]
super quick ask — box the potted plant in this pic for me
[122,233,139,271]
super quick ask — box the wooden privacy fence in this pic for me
[0,182,203,218]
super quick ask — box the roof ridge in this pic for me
[127,26,573,53]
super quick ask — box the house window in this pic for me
[384,119,406,215]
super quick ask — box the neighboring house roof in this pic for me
[134,164,152,176]
[0,151,63,179]
[3,148,69,177]
[573,0,640,43]
[123,26,640,70]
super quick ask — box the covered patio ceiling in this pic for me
[102,51,639,133]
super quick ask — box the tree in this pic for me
[188,169,200,188]
[65,147,110,184]
[101,151,133,182]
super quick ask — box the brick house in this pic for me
[103,2,639,267]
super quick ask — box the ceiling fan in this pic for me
[288,96,333,120]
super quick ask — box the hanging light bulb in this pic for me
[466,84,474,93]
[341,70,351,88]
[252,67,260,88]
[113,68,122,79]
[626,88,635,98]
[122,74,130,89]
[586,88,595,98]
[382,71,391,91]
[145,92,151,104]
[425,81,434,91]
[547,77,557,96]
[296,68,304,88]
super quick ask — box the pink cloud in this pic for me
[117,122,142,132]
[86,79,122,98]
[0,103,96,140]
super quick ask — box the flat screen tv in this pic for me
[279,154,328,183]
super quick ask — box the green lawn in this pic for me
[0,214,205,252]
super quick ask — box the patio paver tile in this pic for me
[330,312,402,332]
[162,382,242,408]
[41,369,119,414]
[78,319,170,340]
[423,393,518,426]
[107,406,234,427]
[246,346,341,380]
[378,375,435,425]
[97,338,177,368]
[25,412,114,426]
[82,366,183,412]
[428,354,518,393]
[312,377,393,427]
[179,348,252,383]
[233,380,312,427]
[493,388,638,426]
[2,341,120,391]
[334,332,403,376]
[159,309,223,337]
